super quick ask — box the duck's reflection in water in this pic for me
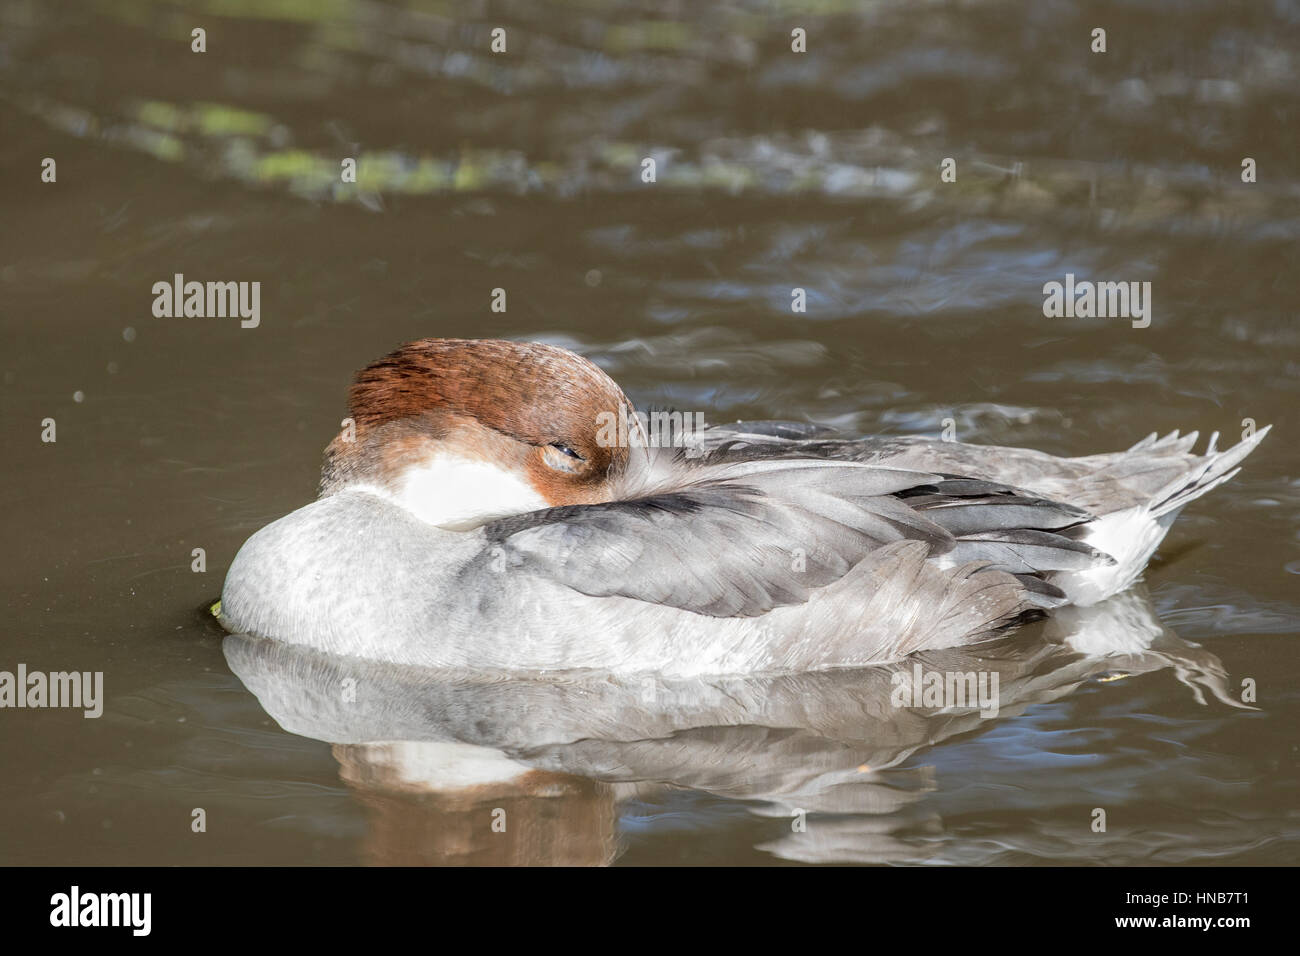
[224,587,1243,865]
[333,744,620,865]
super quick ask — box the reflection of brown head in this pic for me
[320,339,635,509]
[334,743,619,866]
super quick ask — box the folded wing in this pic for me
[482,454,1113,619]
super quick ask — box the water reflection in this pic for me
[224,587,1241,865]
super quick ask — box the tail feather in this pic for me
[1148,425,1271,518]
[1126,431,1159,453]
[1053,426,1271,605]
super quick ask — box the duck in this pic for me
[218,337,1270,677]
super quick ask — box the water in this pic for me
[1,0,1297,865]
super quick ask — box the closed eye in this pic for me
[553,443,584,461]
[542,442,586,473]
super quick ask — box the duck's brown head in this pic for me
[320,338,638,528]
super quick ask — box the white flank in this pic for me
[1053,505,1171,607]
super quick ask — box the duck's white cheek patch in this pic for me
[393,454,550,528]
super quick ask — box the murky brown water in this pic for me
[2,0,1298,865]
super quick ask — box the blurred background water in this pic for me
[1,0,1297,864]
